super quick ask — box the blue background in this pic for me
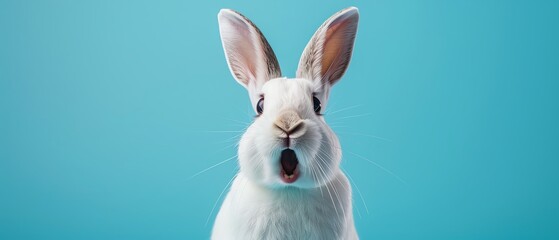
[1,0,558,239]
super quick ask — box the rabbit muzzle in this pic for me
[273,110,307,148]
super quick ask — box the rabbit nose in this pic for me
[274,110,306,139]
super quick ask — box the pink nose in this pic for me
[273,110,306,139]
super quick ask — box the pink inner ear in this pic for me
[219,9,282,88]
[223,17,258,86]
[236,40,258,84]
[321,20,349,77]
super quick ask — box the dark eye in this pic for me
[313,96,321,113]
[256,97,264,114]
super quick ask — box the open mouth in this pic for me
[280,149,300,183]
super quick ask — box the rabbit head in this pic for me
[218,7,359,189]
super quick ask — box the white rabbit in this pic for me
[212,7,360,240]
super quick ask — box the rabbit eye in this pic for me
[256,97,264,114]
[313,96,321,113]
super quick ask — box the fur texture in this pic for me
[213,7,360,240]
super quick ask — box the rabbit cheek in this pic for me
[237,119,284,185]
[289,121,324,187]
[305,123,340,186]
[237,124,267,184]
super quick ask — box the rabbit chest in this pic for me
[212,172,357,240]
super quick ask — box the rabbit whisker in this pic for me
[205,170,238,226]
[328,113,372,121]
[217,134,243,144]
[221,117,250,126]
[342,168,369,214]
[215,141,240,153]
[189,155,237,180]
[311,163,324,197]
[329,173,347,222]
[329,125,349,129]
[204,130,246,133]
[335,131,392,142]
[313,152,343,229]
[347,151,407,184]
[315,144,364,220]
[324,104,363,116]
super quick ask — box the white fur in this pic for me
[212,172,357,240]
[213,7,360,240]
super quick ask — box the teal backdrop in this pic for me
[1,0,558,239]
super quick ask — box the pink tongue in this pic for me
[280,149,298,174]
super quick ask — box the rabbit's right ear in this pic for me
[218,9,282,91]
[297,7,359,88]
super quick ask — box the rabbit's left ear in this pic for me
[218,9,282,91]
[297,7,359,87]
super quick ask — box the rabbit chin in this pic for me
[237,117,342,190]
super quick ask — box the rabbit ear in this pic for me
[297,7,359,87]
[218,9,282,90]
